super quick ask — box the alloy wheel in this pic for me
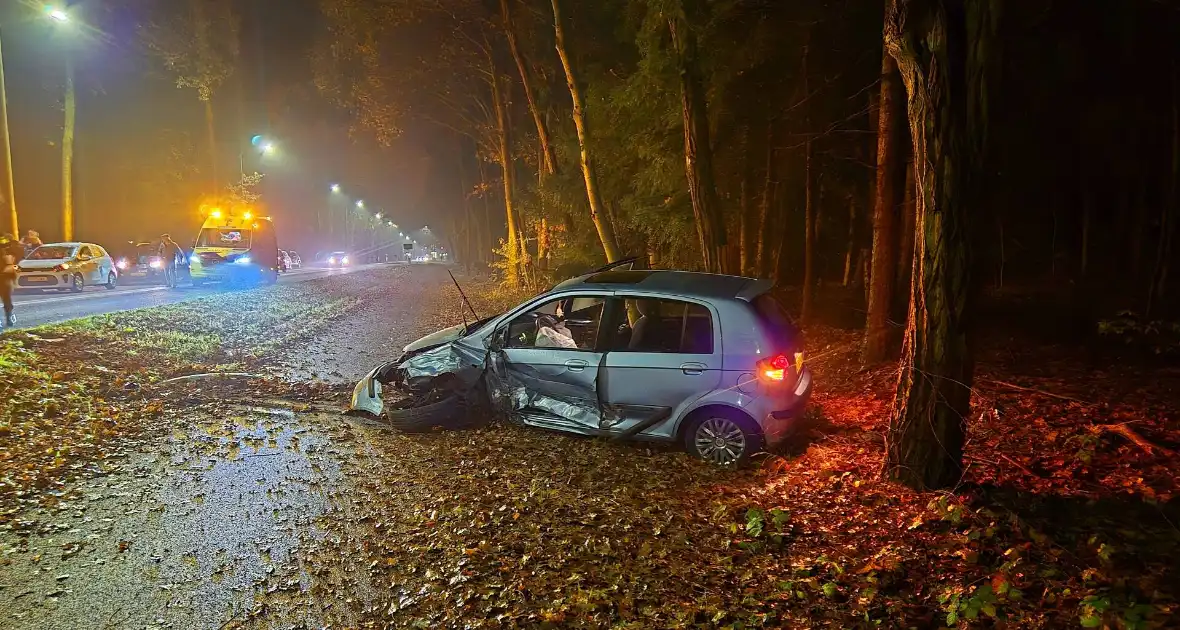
[693,417,748,465]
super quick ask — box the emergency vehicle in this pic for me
[188,207,281,286]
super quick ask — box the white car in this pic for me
[16,242,118,292]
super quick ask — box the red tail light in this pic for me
[756,352,804,383]
[758,354,791,381]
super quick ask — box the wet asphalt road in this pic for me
[8,263,393,329]
[0,264,469,629]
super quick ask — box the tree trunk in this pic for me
[770,181,787,284]
[863,31,907,363]
[0,32,18,236]
[756,121,775,277]
[895,159,916,298]
[491,71,522,288]
[739,125,755,276]
[801,138,816,322]
[1148,44,1178,316]
[502,0,557,177]
[882,0,1000,491]
[668,0,727,273]
[204,98,218,196]
[843,194,856,286]
[478,156,493,265]
[62,56,76,241]
[1081,189,1092,278]
[551,0,622,264]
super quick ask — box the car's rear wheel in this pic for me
[105,272,117,290]
[684,413,762,466]
[70,273,84,293]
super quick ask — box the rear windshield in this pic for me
[197,228,251,248]
[27,245,75,260]
[752,294,800,349]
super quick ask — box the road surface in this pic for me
[8,263,392,329]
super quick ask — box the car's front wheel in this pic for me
[684,413,762,466]
[70,273,84,293]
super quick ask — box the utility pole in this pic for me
[0,29,18,236]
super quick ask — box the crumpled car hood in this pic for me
[403,323,466,353]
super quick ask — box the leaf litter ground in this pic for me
[1,267,1177,629]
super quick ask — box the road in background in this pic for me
[8,263,392,329]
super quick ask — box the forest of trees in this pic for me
[312,0,1179,489]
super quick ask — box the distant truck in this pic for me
[188,209,281,286]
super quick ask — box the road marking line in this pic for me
[14,286,169,306]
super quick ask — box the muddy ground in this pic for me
[1,264,1176,629]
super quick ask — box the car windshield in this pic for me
[27,245,76,260]
[134,245,157,262]
[197,228,251,248]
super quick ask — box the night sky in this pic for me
[0,0,438,251]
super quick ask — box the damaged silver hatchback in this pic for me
[351,266,813,465]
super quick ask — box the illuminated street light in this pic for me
[47,7,69,22]
[356,200,364,208]
[261,142,275,154]
[330,184,340,193]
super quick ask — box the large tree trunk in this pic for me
[551,0,622,264]
[801,138,816,322]
[895,159,916,312]
[863,31,908,363]
[882,0,1000,490]
[668,0,727,273]
[502,0,557,177]
[0,33,18,236]
[61,56,76,241]
[491,72,523,288]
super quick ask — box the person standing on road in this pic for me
[0,233,18,327]
[158,234,183,288]
[20,230,41,256]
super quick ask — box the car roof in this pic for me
[555,269,770,301]
[39,242,87,248]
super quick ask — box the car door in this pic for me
[75,246,98,283]
[600,294,723,439]
[491,293,610,434]
[92,246,112,281]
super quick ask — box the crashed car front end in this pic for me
[349,333,489,417]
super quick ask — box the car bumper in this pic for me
[191,264,266,280]
[762,367,813,447]
[16,273,69,288]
